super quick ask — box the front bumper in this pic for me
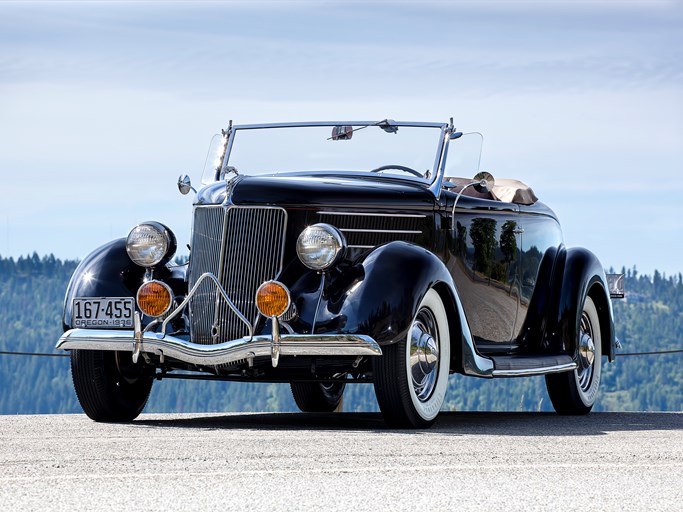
[56,329,382,367]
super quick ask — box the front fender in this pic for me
[550,247,615,361]
[314,241,456,346]
[62,239,186,331]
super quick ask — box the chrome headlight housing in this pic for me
[126,222,177,268]
[296,223,346,270]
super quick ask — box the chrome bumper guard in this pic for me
[58,271,381,367]
[56,329,382,367]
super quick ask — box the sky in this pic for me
[0,0,681,277]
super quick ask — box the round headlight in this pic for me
[296,223,346,270]
[126,222,176,268]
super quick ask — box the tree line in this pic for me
[0,255,680,415]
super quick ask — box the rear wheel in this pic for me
[291,382,346,412]
[71,349,154,422]
[546,295,602,415]
[373,288,450,428]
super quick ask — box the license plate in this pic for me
[73,298,134,328]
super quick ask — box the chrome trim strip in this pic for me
[431,131,449,200]
[232,121,447,130]
[215,205,230,281]
[221,127,235,181]
[317,211,426,218]
[348,245,376,249]
[56,329,382,367]
[429,125,449,199]
[339,228,422,234]
[453,287,495,378]
[492,362,578,378]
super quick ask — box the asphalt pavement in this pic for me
[1,411,681,511]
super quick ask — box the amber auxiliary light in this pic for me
[255,281,291,318]
[136,280,173,317]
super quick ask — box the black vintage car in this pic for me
[57,120,619,428]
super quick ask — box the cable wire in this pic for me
[0,350,69,358]
[616,349,683,357]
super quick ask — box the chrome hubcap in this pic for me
[577,311,595,391]
[579,332,595,367]
[409,308,439,402]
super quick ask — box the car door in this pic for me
[442,193,521,354]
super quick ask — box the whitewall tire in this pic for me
[373,288,450,428]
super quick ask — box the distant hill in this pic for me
[0,255,680,415]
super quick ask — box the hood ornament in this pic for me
[224,175,244,206]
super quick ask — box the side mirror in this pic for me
[177,174,196,195]
[473,171,495,194]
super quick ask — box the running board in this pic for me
[490,354,577,377]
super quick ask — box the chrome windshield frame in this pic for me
[218,120,450,197]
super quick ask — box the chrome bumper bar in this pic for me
[56,329,382,367]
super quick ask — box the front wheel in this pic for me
[546,295,602,415]
[373,288,451,428]
[71,349,154,422]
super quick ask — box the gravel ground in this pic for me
[1,411,681,511]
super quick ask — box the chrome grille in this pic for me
[188,206,287,344]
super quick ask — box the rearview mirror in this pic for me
[331,125,353,140]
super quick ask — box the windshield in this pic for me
[201,121,446,185]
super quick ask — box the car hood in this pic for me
[195,174,436,210]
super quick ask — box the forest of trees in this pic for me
[0,254,680,415]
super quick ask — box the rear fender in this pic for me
[548,247,615,362]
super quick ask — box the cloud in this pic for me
[1,1,680,100]
[0,1,680,276]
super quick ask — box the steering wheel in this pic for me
[370,165,424,178]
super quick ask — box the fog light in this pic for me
[255,281,291,318]
[137,280,173,317]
